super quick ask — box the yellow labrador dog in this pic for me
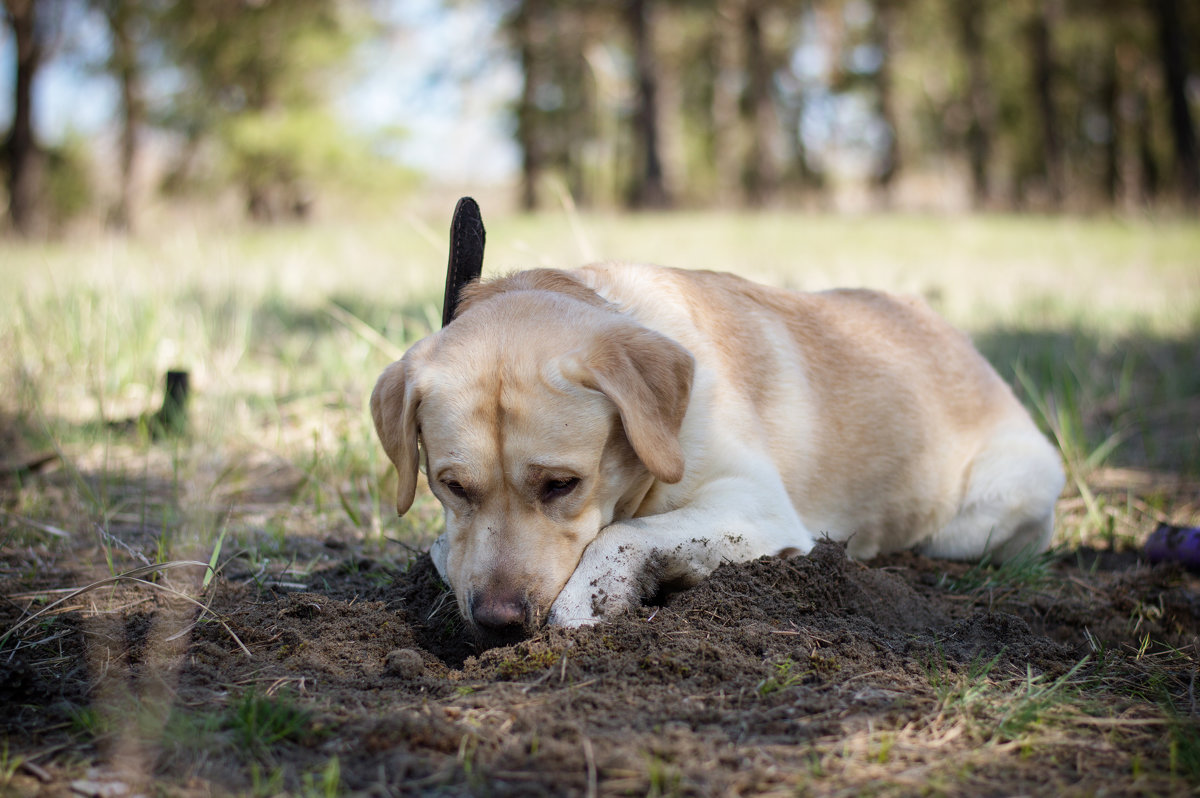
[372,263,1064,641]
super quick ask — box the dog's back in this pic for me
[575,262,1063,559]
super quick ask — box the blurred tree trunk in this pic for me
[1152,0,1199,206]
[100,0,145,232]
[872,0,900,203]
[1137,88,1161,203]
[244,18,278,223]
[711,0,742,205]
[1100,43,1119,206]
[955,0,993,209]
[3,0,46,235]
[512,1,542,211]
[157,0,357,224]
[626,0,669,208]
[1029,1,1063,208]
[742,1,777,206]
[654,5,686,208]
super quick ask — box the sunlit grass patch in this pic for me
[0,210,1197,796]
[2,210,1197,624]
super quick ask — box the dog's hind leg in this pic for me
[917,427,1065,563]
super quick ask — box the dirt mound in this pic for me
[3,539,1198,795]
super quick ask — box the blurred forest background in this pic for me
[1,0,1199,237]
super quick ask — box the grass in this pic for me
[0,743,23,790]
[3,211,1196,569]
[1,208,1198,794]
[938,545,1058,596]
[756,657,810,697]
[229,689,322,757]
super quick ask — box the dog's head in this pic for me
[371,270,694,644]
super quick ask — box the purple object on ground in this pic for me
[1144,523,1200,570]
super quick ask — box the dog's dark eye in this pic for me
[541,477,580,502]
[443,480,469,499]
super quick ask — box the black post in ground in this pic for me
[442,197,486,328]
[153,369,190,437]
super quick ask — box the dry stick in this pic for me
[0,451,58,477]
[323,300,404,361]
[547,176,598,263]
[19,760,52,783]
[384,535,426,557]
[404,212,446,254]
[7,586,101,598]
[2,561,207,642]
[124,577,252,658]
[95,523,152,566]
[0,510,69,538]
[581,735,598,798]
[0,561,250,658]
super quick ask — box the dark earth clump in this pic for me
[2,540,1198,796]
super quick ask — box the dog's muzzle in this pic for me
[470,588,532,647]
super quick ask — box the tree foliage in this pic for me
[2,0,1197,233]
[152,0,374,220]
[499,0,1200,212]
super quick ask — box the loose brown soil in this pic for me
[2,531,1199,796]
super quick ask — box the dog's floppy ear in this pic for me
[370,346,428,515]
[578,323,695,483]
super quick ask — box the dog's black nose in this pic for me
[470,589,528,637]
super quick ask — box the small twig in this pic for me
[324,301,404,361]
[164,623,197,643]
[1,561,213,649]
[94,523,151,566]
[0,510,69,538]
[0,451,58,476]
[163,583,222,643]
[404,212,445,254]
[839,670,891,688]
[2,630,72,654]
[6,587,96,598]
[19,759,52,783]
[1060,715,1169,727]
[261,581,309,590]
[384,535,427,557]
[125,577,252,659]
[547,176,598,262]
[581,735,598,798]
[265,676,310,696]
[402,765,459,789]
[2,561,252,660]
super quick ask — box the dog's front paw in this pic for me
[547,544,646,627]
[547,583,633,627]
[546,590,600,628]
